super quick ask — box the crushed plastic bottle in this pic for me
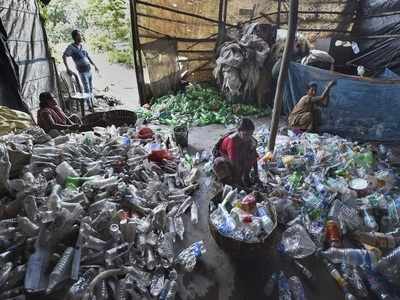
[322,247,381,270]
[375,246,400,286]
[288,276,307,300]
[176,240,206,272]
[150,273,165,297]
[278,271,292,300]
[322,259,357,300]
[363,270,400,300]
[294,260,313,281]
[47,247,74,291]
[341,264,368,298]
[350,231,400,250]
[362,208,379,232]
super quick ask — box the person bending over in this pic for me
[289,80,335,132]
[37,92,82,137]
[213,118,259,187]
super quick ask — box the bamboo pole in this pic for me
[267,0,298,153]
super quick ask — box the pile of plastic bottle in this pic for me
[210,185,276,242]
[0,125,206,300]
[258,130,400,299]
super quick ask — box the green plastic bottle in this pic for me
[65,177,90,189]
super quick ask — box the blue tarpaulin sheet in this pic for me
[377,68,400,80]
[284,63,400,142]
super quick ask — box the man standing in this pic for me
[288,80,335,132]
[63,30,99,110]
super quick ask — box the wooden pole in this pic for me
[129,0,146,105]
[277,0,281,28]
[267,0,298,153]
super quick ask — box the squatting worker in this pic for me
[213,118,259,187]
[37,92,82,138]
[63,29,99,110]
[288,80,335,132]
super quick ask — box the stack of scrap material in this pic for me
[214,23,271,102]
[0,106,32,136]
[0,125,206,299]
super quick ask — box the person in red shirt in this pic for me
[37,92,81,137]
[213,118,259,187]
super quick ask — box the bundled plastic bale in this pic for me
[301,50,335,71]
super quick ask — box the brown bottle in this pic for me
[325,219,342,248]
[351,231,399,250]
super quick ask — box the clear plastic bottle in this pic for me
[288,276,307,300]
[109,223,122,242]
[322,259,356,300]
[174,216,185,241]
[56,161,78,185]
[165,270,178,300]
[47,247,74,291]
[351,231,400,250]
[375,246,400,280]
[150,273,165,297]
[256,205,274,235]
[0,262,13,287]
[363,270,399,300]
[117,278,127,300]
[24,246,49,293]
[278,271,292,300]
[157,232,175,265]
[213,204,236,236]
[294,260,313,281]
[145,246,156,271]
[322,247,381,269]
[281,224,316,259]
[362,208,379,232]
[47,184,62,212]
[176,240,206,272]
[17,216,39,237]
[191,201,199,225]
[341,264,368,298]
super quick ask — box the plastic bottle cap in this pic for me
[241,195,256,213]
[242,215,253,223]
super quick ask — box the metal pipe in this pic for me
[267,0,298,153]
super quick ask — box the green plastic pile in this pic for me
[135,85,270,126]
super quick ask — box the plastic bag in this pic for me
[280,224,316,259]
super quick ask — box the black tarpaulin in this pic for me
[0,0,56,118]
[0,20,27,112]
[352,0,400,73]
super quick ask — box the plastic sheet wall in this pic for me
[352,0,400,74]
[0,22,27,113]
[284,63,400,142]
[0,0,56,118]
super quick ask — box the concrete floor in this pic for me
[175,118,371,300]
